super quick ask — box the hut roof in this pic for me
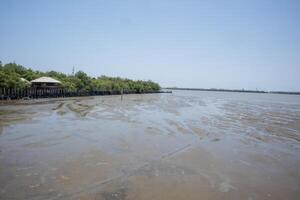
[31,76,61,84]
[20,77,31,84]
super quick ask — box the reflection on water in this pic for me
[0,91,300,200]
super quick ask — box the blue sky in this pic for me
[0,0,299,91]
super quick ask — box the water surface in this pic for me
[1,91,300,200]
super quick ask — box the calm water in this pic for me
[0,90,300,200]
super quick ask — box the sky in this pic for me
[0,0,299,91]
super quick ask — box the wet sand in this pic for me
[0,91,300,200]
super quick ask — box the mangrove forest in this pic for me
[0,61,161,93]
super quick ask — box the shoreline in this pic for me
[0,91,172,105]
[166,88,300,95]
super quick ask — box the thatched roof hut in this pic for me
[30,76,62,88]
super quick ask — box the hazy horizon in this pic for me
[1,0,299,91]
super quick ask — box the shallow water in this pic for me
[0,91,300,200]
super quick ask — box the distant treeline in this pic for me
[166,87,300,95]
[0,62,160,93]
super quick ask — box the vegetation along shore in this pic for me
[166,87,300,95]
[0,62,162,100]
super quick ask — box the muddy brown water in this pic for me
[0,91,300,200]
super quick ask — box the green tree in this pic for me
[0,62,161,93]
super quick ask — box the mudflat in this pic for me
[0,91,300,200]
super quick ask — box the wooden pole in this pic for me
[121,88,123,101]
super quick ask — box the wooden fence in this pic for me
[0,87,169,100]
